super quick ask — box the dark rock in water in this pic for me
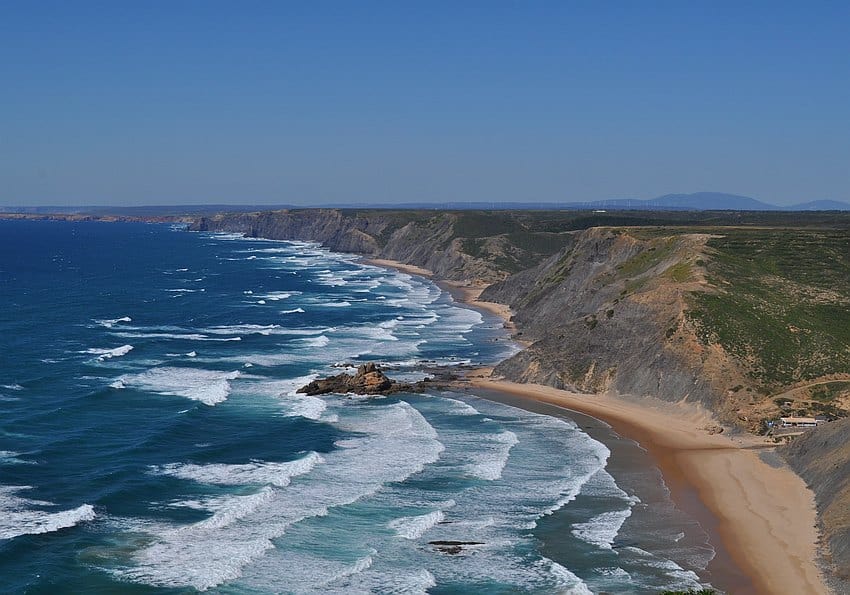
[428,540,484,555]
[297,363,408,396]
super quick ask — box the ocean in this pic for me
[0,220,716,593]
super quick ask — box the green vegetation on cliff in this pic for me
[689,229,850,389]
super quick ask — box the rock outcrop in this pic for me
[297,363,411,396]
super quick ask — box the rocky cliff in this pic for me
[480,228,757,420]
[191,209,576,285]
[781,418,850,591]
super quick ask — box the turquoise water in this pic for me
[0,220,714,593]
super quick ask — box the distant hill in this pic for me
[564,192,777,211]
[786,200,850,211]
[562,192,850,211]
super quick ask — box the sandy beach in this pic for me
[365,258,517,331]
[366,256,829,595]
[469,377,827,595]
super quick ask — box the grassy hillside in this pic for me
[690,230,850,386]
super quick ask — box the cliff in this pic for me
[481,228,755,420]
[781,418,850,591]
[191,209,577,285]
[193,210,850,427]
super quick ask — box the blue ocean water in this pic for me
[0,220,715,593]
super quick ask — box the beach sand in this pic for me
[469,377,827,595]
[365,256,829,595]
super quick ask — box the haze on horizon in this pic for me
[2,1,848,207]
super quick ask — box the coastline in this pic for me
[364,258,517,332]
[365,255,828,595]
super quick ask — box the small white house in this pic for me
[780,417,818,428]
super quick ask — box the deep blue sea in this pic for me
[0,220,716,593]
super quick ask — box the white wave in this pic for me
[388,510,445,540]
[203,324,281,336]
[281,308,305,314]
[191,488,276,531]
[571,508,633,550]
[186,351,197,357]
[314,300,351,308]
[315,272,349,287]
[85,344,134,361]
[0,451,35,465]
[465,431,519,481]
[257,291,299,301]
[443,397,481,416]
[624,546,706,590]
[116,367,241,406]
[95,316,132,328]
[110,331,240,342]
[166,288,205,293]
[156,452,323,488]
[296,335,330,348]
[359,325,398,341]
[285,395,327,420]
[540,558,594,594]
[313,551,376,587]
[0,486,95,540]
[1,384,24,391]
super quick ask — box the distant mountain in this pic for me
[563,192,776,211]
[786,200,850,211]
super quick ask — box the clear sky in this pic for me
[2,1,848,206]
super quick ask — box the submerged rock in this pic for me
[429,540,485,555]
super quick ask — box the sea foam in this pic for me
[85,345,134,361]
[115,367,242,406]
[155,452,323,488]
[0,486,95,540]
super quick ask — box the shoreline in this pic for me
[469,378,826,595]
[364,258,518,333]
[363,256,828,595]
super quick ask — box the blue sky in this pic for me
[2,1,848,206]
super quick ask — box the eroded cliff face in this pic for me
[781,418,850,591]
[482,228,755,419]
[192,209,386,255]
